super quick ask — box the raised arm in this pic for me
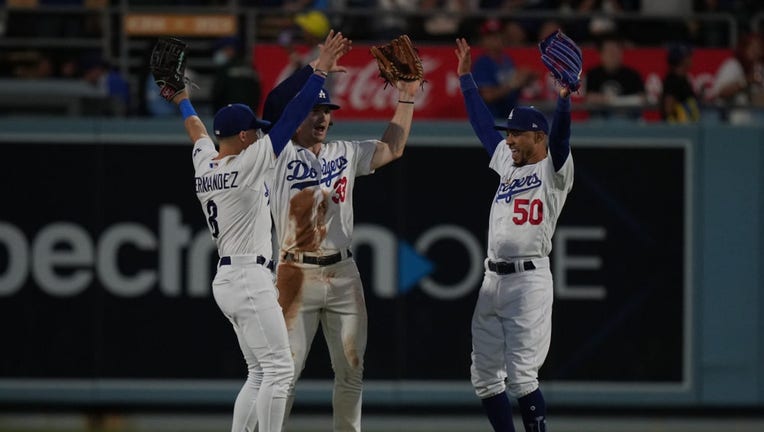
[171,91,208,144]
[548,88,572,172]
[267,31,351,156]
[455,38,504,156]
[262,66,314,129]
[262,39,350,129]
[369,79,421,170]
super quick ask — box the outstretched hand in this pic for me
[314,30,352,74]
[396,78,422,100]
[455,38,472,76]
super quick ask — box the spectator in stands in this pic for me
[373,0,417,41]
[420,0,474,42]
[709,32,764,124]
[660,44,700,123]
[279,10,330,73]
[211,36,262,113]
[11,52,55,79]
[480,1,555,44]
[503,19,530,47]
[584,33,645,119]
[80,53,130,116]
[472,18,537,119]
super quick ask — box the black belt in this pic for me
[219,255,274,271]
[487,260,536,275]
[283,249,352,266]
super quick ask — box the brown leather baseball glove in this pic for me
[369,35,424,87]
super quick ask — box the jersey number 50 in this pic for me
[512,198,543,225]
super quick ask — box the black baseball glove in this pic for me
[150,37,189,102]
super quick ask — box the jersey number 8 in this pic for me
[206,199,220,238]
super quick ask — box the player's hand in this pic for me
[396,78,422,100]
[455,38,472,76]
[171,88,189,104]
[560,87,571,99]
[314,30,352,75]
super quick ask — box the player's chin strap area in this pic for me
[485,257,549,275]
[218,255,275,271]
[282,249,353,266]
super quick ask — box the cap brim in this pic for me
[314,102,340,110]
[251,119,271,130]
[496,121,543,133]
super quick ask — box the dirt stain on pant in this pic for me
[288,188,328,251]
[276,262,304,330]
[343,337,361,369]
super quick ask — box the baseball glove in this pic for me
[369,35,424,87]
[150,37,189,102]
[538,30,583,92]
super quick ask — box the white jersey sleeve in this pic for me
[192,136,217,171]
[489,141,512,175]
[354,140,377,176]
[271,139,376,255]
[487,144,574,260]
[193,136,275,258]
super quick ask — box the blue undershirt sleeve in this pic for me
[460,74,504,157]
[262,65,314,127]
[267,73,325,156]
[549,96,572,172]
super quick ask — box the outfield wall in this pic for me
[0,118,761,408]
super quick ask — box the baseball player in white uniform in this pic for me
[169,31,350,432]
[455,38,574,432]
[261,65,422,431]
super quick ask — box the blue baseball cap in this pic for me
[213,104,271,138]
[494,106,549,134]
[667,43,692,67]
[315,87,340,110]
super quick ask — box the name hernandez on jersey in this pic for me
[271,140,376,254]
[487,142,573,261]
[192,135,275,259]
[194,171,240,193]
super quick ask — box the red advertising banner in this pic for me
[253,44,731,121]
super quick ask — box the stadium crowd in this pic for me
[0,0,762,122]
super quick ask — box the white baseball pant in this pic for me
[277,257,367,432]
[471,257,553,399]
[212,257,295,432]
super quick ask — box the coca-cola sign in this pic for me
[253,44,731,121]
[254,44,465,119]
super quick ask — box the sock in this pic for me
[481,392,516,432]
[517,388,547,432]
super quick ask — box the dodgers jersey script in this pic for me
[488,139,574,261]
[192,135,274,258]
[271,139,377,253]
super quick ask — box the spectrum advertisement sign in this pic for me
[0,139,687,401]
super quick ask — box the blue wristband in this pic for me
[179,99,197,120]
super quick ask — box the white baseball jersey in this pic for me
[192,135,275,258]
[487,143,574,260]
[270,139,376,253]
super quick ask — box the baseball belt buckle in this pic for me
[282,251,299,263]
